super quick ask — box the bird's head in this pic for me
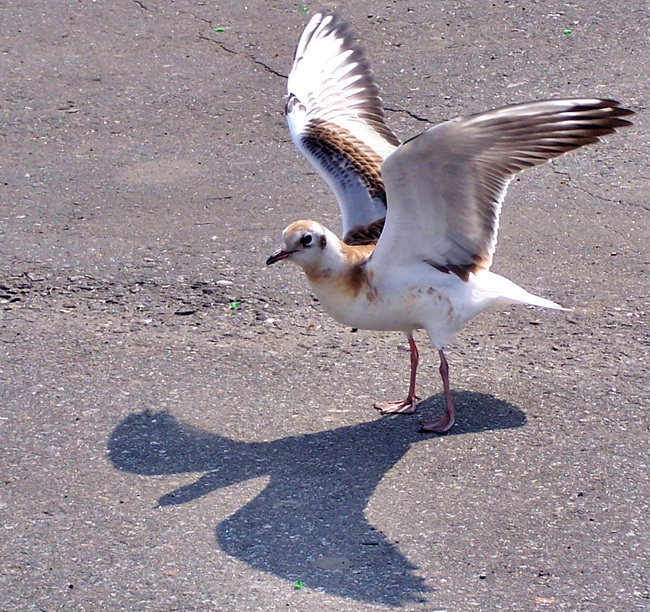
[266,220,337,275]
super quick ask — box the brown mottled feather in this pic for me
[301,120,387,204]
[343,218,385,246]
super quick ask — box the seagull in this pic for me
[267,11,633,432]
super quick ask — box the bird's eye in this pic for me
[300,234,313,247]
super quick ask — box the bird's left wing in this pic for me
[286,12,400,244]
[370,98,633,280]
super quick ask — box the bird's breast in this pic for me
[304,267,469,333]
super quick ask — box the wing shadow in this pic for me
[108,391,525,605]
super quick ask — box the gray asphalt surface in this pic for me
[1,1,648,610]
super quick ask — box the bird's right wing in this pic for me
[286,12,400,244]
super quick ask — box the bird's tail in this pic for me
[474,271,570,311]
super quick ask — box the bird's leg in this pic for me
[373,335,420,414]
[421,349,455,433]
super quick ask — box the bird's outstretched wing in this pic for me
[286,12,400,245]
[370,98,633,280]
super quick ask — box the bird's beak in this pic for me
[266,249,295,265]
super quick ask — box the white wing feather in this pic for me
[286,12,399,239]
[371,99,633,279]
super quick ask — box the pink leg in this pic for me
[374,335,420,414]
[421,349,455,433]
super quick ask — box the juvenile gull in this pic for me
[268,12,634,432]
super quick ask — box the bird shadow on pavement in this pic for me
[108,391,525,606]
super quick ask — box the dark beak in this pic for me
[266,249,295,265]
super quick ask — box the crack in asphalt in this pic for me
[250,58,287,79]
[198,34,287,78]
[131,0,148,11]
[626,201,650,211]
[179,10,213,26]
[198,34,236,55]
[549,168,647,247]
[384,106,433,123]
[550,167,632,206]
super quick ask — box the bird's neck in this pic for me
[303,238,375,299]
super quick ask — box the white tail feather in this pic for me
[475,271,570,311]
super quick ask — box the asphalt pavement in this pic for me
[1,1,648,610]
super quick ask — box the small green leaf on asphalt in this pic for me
[563,29,572,35]
[294,580,303,589]
[299,7,308,12]
[229,300,241,309]
[215,27,225,33]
